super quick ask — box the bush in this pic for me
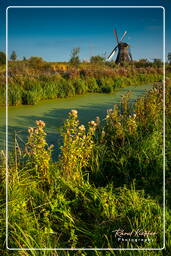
[0,52,6,65]
[101,84,113,93]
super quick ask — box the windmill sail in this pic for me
[120,31,127,42]
[107,45,118,60]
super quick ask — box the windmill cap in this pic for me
[118,42,130,47]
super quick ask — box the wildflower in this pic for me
[89,120,97,127]
[36,120,45,128]
[34,128,39,134]
[28,127,34,133]
[96,116,100,126]
[79,125,85,131]
[70,109,78,117]
[107,109,113,114]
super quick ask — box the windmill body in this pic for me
[107,29,132,64]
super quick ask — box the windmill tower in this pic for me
[107,29,132,64]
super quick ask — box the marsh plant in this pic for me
[0,82,170,254]
[60,109,97,183]
[25,120,53,183]
[0,60,164,106]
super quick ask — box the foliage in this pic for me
[60,110,96,182]
[28,56,44,68]
[25,120,53,183]
[70,47,80,66]
[0,60,165,106]
[0,51,6,65]
[168,52,171,63]
[89,86,163,196]
[90,55,105,64]
[10,50,17,61]
[0,83,170,253]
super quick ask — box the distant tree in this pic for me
[70,47,80,66]
[23,56,27,61]
[134,58,150,68]
[28,56,44,67]
[10,50,17,61]
[168,52,171,64]
[90,55,105,64]
[138,58,149,63]
[153,58,162,67]
[0,51,6,65]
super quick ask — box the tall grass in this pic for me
[1,81,170,255]
[0,61,164,106]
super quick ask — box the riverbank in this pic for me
[0,61,163,106]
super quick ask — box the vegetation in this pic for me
[0,78,171,255]
[90,55,105,64]
[0,57,165,106]
[168,52,171,64]
[69,47,80,67]
[10,50,17,61]
[0,52,6,65]
[0,53,170,254]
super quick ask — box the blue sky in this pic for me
[0,0,171,62]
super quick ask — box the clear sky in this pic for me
[0,0,171,62]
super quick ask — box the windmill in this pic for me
[107,29,132,64]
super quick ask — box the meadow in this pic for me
[0,60,171,255]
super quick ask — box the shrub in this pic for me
[101,84,113,93]
[0,52,6,65]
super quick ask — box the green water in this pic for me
[0,84,153,154]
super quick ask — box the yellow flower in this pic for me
[70,109,78,117]
[36,120,45,128]
[79,125,85,131]
[89,120,97,127]
[28,127,34,133]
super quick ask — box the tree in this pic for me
[168,52,171,64]
[28,56,44,68]
[10,50,17,61]
[138,58,149,63]
[69,47,80,66]
[153,58,162,67]
[90,55,105,64]
[0,51,6,65]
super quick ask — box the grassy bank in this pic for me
[0,61,164,106]
[0,78,171,255]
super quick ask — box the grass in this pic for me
[0,65,171,255]
[1,79,170,255]
[0,60,164,106]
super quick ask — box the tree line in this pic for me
[1,49,170,66]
